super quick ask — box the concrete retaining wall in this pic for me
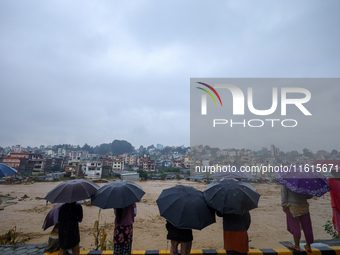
[43,247,340,255]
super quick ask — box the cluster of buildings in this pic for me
[0,144,191,179]
[2,143,339,180]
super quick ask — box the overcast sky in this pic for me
[1,1,339,151]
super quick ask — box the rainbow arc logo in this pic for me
[196,82,223,106]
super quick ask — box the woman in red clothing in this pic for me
[216,211,251,255]
[328,170,340,237]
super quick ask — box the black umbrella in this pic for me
[156,185,215,230]
[210,170,256,180]
[44,179,99,203]
[91,180,145,209]
[42,203,63,230]
[204,178,260,215]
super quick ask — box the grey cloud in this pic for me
[0,0,339,150]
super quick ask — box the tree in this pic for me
[174,147,186,154]
[111,140,134,155]
[332,149,339,155]
[303,148,313,158]
[138,145,146,155]
[162,147,172,155]
[147,144,155,151]
[162,167,180,172]
[82,143,93,153]
[94,143,111,155]
[137,170,148,180]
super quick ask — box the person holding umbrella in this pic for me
[204,178,259,255]
[166,221,193,255]
[157,185,215,255]
[113,203,137,255]
[42,201,83,253]
[91,181,145,255]
[44,179,99,255]
[58,202,83,255]
[275,165,331,253]
[216,211,251,255]
[281,185,314,252]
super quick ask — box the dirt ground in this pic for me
[0,179,333,251]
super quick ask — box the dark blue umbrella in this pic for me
[91,181,145,209]
[204,178,260,215]
[275,165,331,197]
[0,163,18,177]
[156,185,215,230]
[44,179,99,203]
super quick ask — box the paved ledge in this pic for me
[1,245,340,255]
[0,243,47,255]
[46,246,340,255]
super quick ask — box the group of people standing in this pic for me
[166,209,251,255]
[45,202,137,255]
[158,170,340,255]
[46,197,251,255]
[45,171,340,255]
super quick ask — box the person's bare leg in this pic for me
[288,235,301,252]
[71,243,80,255]
[170,240,180,255]
[293,235,301,251]
[180,241,192,255]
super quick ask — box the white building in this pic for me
[228,150,237,157]
[45,150,53,156]
[82,161,103,178]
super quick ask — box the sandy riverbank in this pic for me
[0,180,333,251]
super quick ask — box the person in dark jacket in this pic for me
[166,221,193,255]
[58,202,83,255]
[216,211,251,255]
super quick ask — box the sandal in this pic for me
[304,245,312,253]
[288,245,301,252]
